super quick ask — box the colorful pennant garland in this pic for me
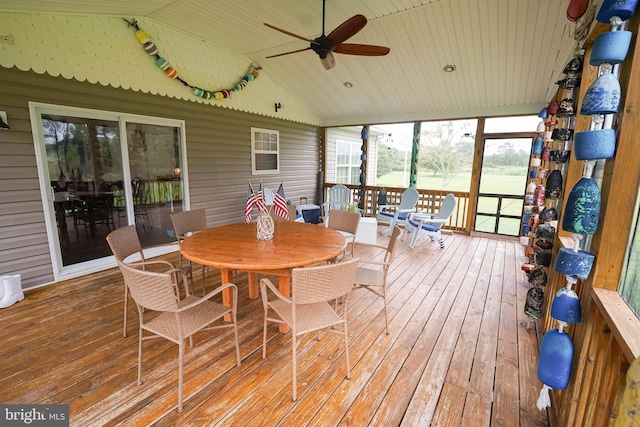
[123,19,261,100]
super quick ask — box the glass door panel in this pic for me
[33,103,189,280]
[474,137,530,236]
[42,114,124,266]
[126,122,184,248]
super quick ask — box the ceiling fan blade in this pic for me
[326,14,367,45]
[334,43,390,56]
[265,47,312,59]
[264,23,319,45]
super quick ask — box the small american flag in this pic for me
[255,183,268,214]
[57,170,66,189]
[273,183,289,220]
[245,186,257,222]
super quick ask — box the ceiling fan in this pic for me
[264,0,390,70]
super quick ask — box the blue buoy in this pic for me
[574,129,616,160]
[551,287,582,323]
[538,329,574,390]
[580,72,621,115]
[562,177,601,235]
[597,0,639,22]
[591,31,632,66]
[554,247,596,280]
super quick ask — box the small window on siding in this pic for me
[251,127,279,175]
[336,139,360,184]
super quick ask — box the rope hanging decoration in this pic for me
[123,19,261,100]
[534,0,638,412]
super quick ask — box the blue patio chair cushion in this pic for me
[379,211,408,220]
[408,219,439,232]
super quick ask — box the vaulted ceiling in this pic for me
[0,0,582,126]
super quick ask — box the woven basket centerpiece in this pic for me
[256,213,274,240]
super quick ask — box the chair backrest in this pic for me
[171,209,207,239]
[385,226,403,266]
[106,225,144,263]
[292,258,360,305]
[435,194,457,221]
[327,209,360,235]
[288,204,298,221]
[118,260,180,312]
[327,184,351,210]
[398,187,420,211]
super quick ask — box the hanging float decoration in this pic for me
[536,0,638,410]
[358,126,368,209]
[123,19,260,100]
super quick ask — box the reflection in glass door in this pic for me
[32,104,187,279]
[42,115,125,266]
[475,138,530,235]
[126,122,185,248]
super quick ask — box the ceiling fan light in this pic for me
[321,52,335,70]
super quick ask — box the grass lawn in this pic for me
[377,170,528,194]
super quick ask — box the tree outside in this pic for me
[375,118,533,194]
[374,119,477,191]
[419,120,476,189]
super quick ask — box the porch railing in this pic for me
[323,184,470,232]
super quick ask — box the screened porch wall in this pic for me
[0,66,321,289]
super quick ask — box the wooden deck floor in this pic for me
[0,226,550,426]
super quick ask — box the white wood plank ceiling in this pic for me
[0,0,580,126]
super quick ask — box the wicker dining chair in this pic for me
[106,225,186,337]
[353,226,402,334]
[117,260,241,412]
[170,209,209,295]
[260,257,360,401]
[326,209,361,259]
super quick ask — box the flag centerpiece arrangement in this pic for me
[246,181,290,239]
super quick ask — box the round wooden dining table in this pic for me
[180,221,346,332]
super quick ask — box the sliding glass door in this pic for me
[30,103,189,280]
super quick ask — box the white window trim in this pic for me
[251,127,280,175]
[335,139,361,185]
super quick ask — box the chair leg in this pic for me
[123,285,129,337]
[382,286,390,335]
[262,313,268,359]
[201,265,207,295]
[233,311,241,367]
[178,340,184,412]
[437,231,445,248]
[343,319,351,379]
[292,334,298,401]
[137,327,143,385]
[410,227,421,249]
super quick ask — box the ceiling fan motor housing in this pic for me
[311,37,335,59]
